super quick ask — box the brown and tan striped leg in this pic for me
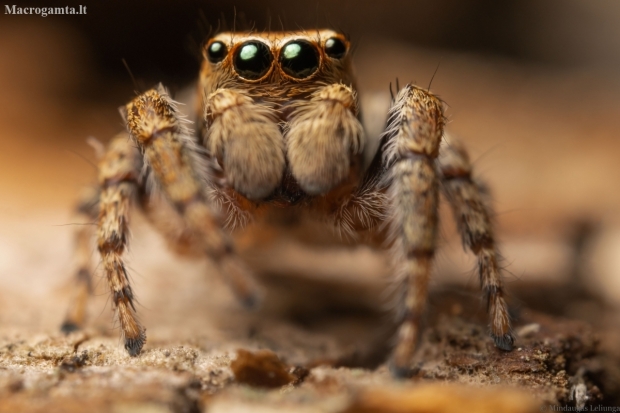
[139,191,260,308]
[381,85,444,377]
[123,86,259,311]
[96,133,145,355]
[61,186,99,333]
[438,134,514,350]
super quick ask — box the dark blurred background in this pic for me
[4,0,620,91]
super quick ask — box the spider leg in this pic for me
[438,134,514,350]
[123,86,260,311]
[139,190,260,307]
[139,191,204,257]
[60,186,99,333]
[96,133,146,355]
[61,134,146,352]
[378,84,444,377]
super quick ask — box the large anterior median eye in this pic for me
[233,41,273,80]
[279,40,320,79]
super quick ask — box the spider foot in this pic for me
[220,257,264,311]
[493,332,515,351]
[124,330,147,356]
[388,362,418,379]
[239,289,263,310]
[60,321,81,334]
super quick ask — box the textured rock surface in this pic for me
[0,267,613,412]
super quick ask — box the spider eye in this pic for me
[234,41,273,80]
[325,37,347,59]
[207,41,227,63]
[279,40,320,79]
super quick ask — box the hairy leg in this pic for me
[61,186,99,333]
[378,85,445,377]
[140,190,260,306]
[124,86,260,312]
[438,134,514,350]
[96,133,146,355]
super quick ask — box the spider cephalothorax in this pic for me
[62,29,514,377]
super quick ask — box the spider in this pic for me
[61,29,514,377]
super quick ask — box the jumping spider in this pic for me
[61,29,514,376]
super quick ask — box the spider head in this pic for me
[200,30,354,101]
[198,30,362,202]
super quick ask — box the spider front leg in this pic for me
[123,86,260,312]
[439,134,514,350]
[379,85,444,377]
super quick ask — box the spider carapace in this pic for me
[62,29,514,377]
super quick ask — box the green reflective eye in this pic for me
[279,40,319,79]
[234,41,273,80]
[325,37,347,59]
[239,44,258,60]
[283,43,302,60]
[207,41,227,63]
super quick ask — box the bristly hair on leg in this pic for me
[374,84,445,377]
[438,133,515,351]
[427,60,441,91]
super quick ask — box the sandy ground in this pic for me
[1,21,619,412]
